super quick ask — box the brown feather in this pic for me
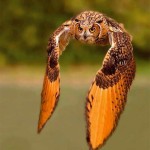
[36,11,136,150]
[37,24,71,133]
[86,19,136,149]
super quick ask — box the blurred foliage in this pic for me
[0,0,150,65]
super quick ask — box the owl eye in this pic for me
[78,25,83,32]
[75,19,79,22]
[89,26,96,33]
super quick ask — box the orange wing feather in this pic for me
[86,74,135,149]
[86,31,136,149]
[37,24,71,133]
[38,72,60,133]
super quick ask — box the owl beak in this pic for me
[83,31,88,39]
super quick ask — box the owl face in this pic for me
[73,11,104,44]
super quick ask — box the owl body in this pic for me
[38,11,136,150]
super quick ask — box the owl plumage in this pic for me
[37,11,136,150]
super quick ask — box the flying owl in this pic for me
[37,11,136,150]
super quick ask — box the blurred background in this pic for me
[0,0,149,150]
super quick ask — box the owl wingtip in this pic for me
[37,121,45,134]
[37,125,43,134]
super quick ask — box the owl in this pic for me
[37,11,136,150]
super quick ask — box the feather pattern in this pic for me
[86,29,136,149]
[38,25,71,133]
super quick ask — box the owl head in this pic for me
[73,11,109,45]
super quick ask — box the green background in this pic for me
[0,0,150,65]
[0,66,149,150]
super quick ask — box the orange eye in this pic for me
[89,26,96,33]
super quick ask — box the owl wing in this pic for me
[86,31,136,149]
[38,22,72,133]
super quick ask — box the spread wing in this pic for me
[38,22,72,133]
[86,31,136,149]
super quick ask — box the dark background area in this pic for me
[0,0,150,66]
